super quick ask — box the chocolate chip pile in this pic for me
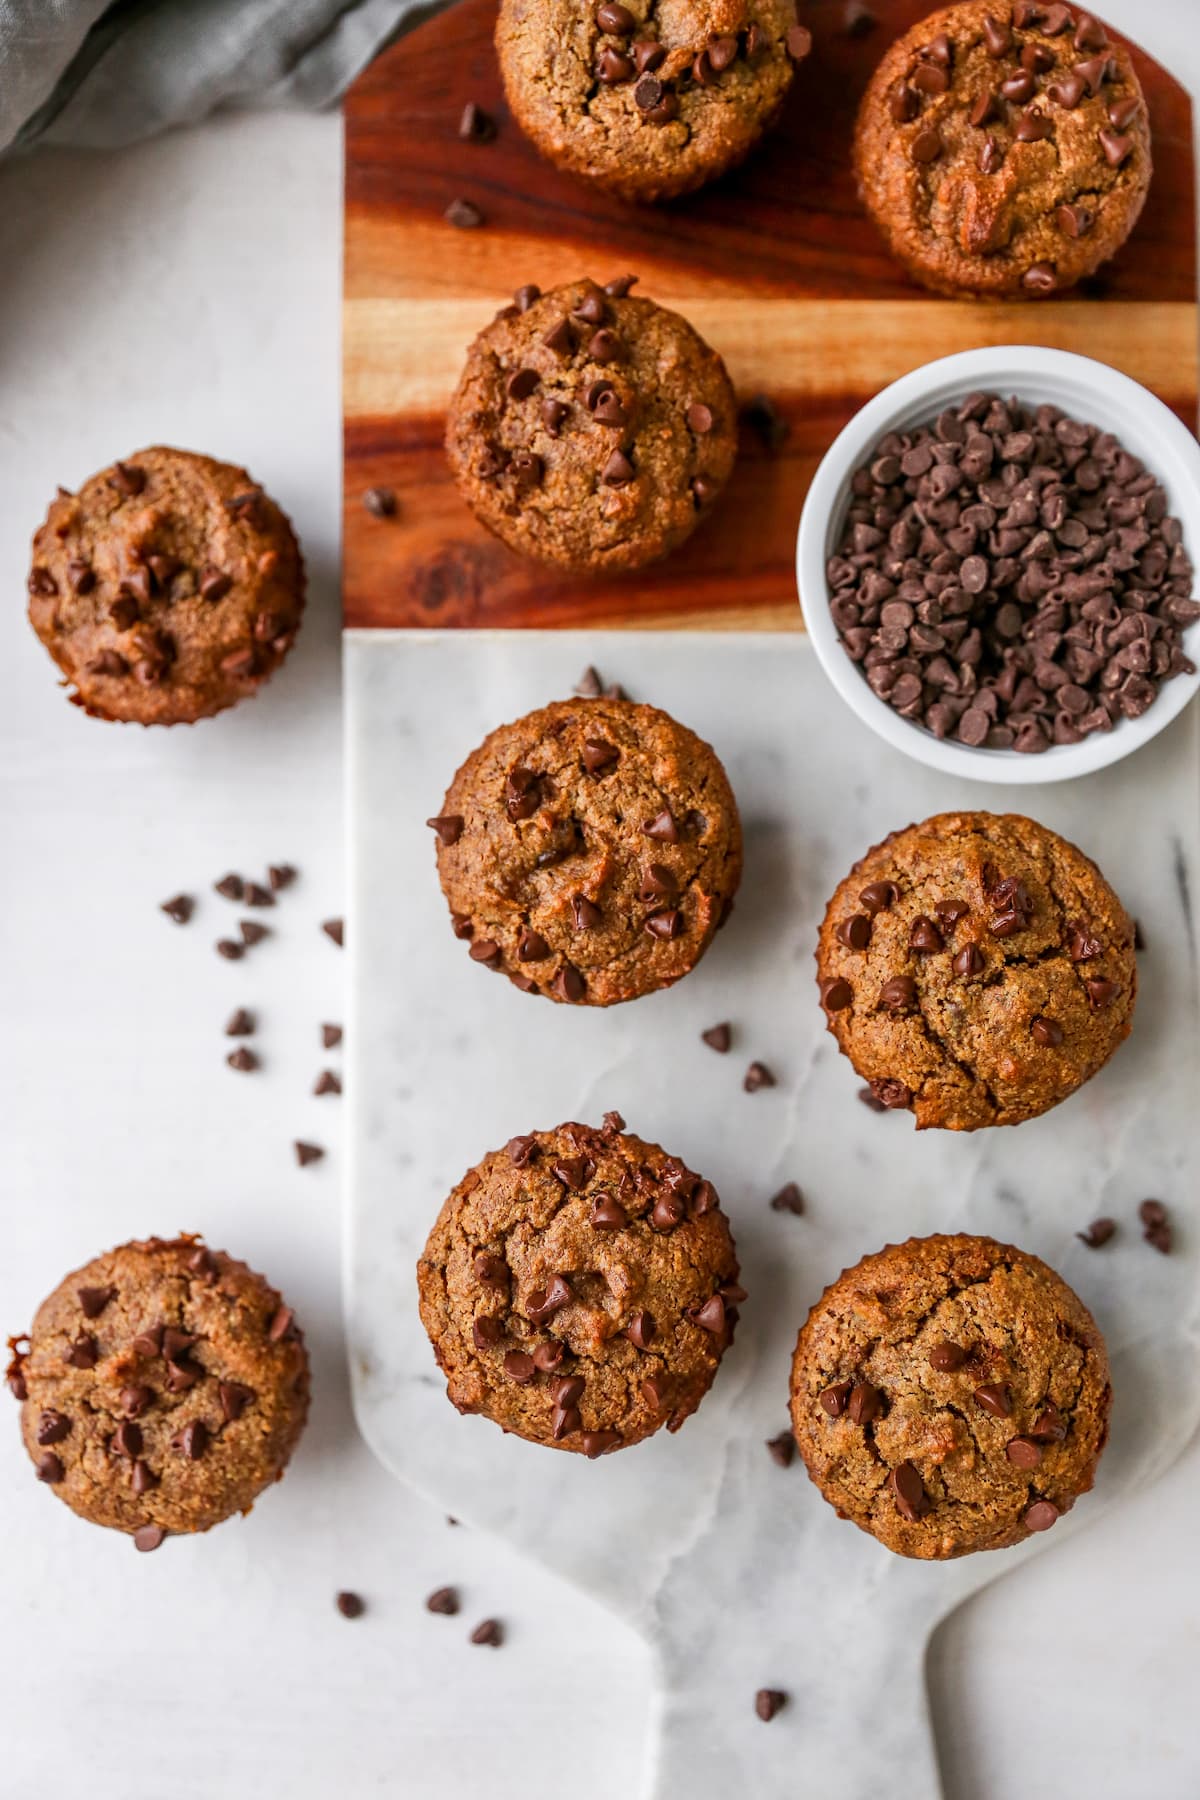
[827,393,1199,752]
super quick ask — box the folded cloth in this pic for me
[1,0,446,155]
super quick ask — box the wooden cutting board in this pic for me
[342,0,1197,632]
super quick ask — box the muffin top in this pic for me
[429,695,743,1006]
[854,1,1151,296]
[445,278,737,573]
[11,1236,310,1545]
[417,1118,742,1455]
[790,1234,1112,1558]
[815,811,1137,1129]
[496,0,810,202]
[28,446,304,725]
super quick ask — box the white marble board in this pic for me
[346,630,1199,1797]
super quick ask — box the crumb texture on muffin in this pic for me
[28,446,305,725]
[445,278,737,573]
[790,1233,1111,1558]
[854,2,1151,297]
[815,811,1136,1129]
[417,1120,741,1454]
[496,0,809,203]
[13,1236,310,1539]
[430,695,742,1006]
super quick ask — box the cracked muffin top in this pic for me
[496,0,812,203]
[428,694,742,1006]
[445,278,738,573]
[854,1,1152,298]
[790,1234,1112,1558]
[417,1118,742,1456]
[10,1236,310,1549]
[27,446,305,725]
[814,811,1136,1129]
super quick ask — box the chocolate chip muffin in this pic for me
[815,812,1136,1129]
[417,1117,743,1455]
[854,3,1151,297]
[790,1234,1112,1558]
[445,278,737,573]
[28,448,305,724]
[9,1236,310,1550]
[428,694,742,1005]
[497,2,812,202]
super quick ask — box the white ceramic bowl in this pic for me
[796,346,1200,784]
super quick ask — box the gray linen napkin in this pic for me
[1,0,445,155]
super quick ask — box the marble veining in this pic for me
[346,631,1200,1798]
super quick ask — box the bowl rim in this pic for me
[796,345,1200,786]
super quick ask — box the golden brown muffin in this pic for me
[28,447,305,724]
[428,694,742,1006]
[9,1237,310,1550]
[496,0,811,203]
[417,1118,742,1455]
[445,278,737,574]
[853,2,1151,297]
[790,1234,1112,1558]
[815,811,1136,1129]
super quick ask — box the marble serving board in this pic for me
[345,631,1200,1798]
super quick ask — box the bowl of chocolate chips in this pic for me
[797,346,1200,782]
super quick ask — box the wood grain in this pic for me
[343,0,1197,632]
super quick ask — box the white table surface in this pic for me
[1,4,1198,1789]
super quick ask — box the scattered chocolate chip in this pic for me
[216,938,244,961]
[1139,1198,1172,1254]
[336,1590,366,1618]
[1077,1217,1116,1248]
[321,1022,343,1049]
[426,1586,459,1615]
[769,1182,804,1216]
[226,1047,258,1072]
[470,1618,503,1647]
[459,101,496,143]
[742,393,790,453]
[362,485,397,520]
[445,198,484,229]
[133,1524,165,1552]
[295,1141,324,1167]
[756,1688,788,1722]
[743,1060,776,1093]
[313,1070,342,1096]
[225,1013,254,1049]
[870,1078,912,1110]
[322,919,344,947]
[766,1430,795,1468]
[160,894,193,924]
[240,920,269,946]
[701,1022,732,1054]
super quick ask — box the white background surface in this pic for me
[0,2,1198,1790]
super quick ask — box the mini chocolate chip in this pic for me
[294,1141,325,1167]
[459,102,496,142]
[134,1524,165,1552]
[216,938,244,961]
[820,977,853,1012]
[743,1061,776,1093]
[336,1590,366,1618]
[691,1294,726,1335]
[1099,127,1133,166]
[321,1023,343,1050]
[37,1410,71,1446]
[769,1182,804,1215]
[1031,1015,1064,1047]
[930,1341,967,1372]
[1140,1198,1172,1253]
[219,1381,255,1422]
[78,1285,115,1320]
[240,920,269,947]
[362,485,397,518]
[626,1310,656,1351]
[953,944,985,977]
[847,1381,881,1426]
[702,1022,731,1053]
[109,461,146,497]
[1024,1499,1059,1532]
[642,809,678,843]
[37,1452,65,1484]
[1029,1403,1067,1443]
[859,881,897,914]
[313,1070,342,1096]
[878,976,917,1011]
[909,915,944,953]
[426,1586,459,1616]
[64,1334,97,1370]
[819,1381,852,1418]
[112,1420,143,1459]
[227,1047,258,1072]
[837,913,872,950]
[912,127,943,164]
[322,919,345,947]
[1006,1436,1043,1469]
[756,1689,787,1722]
[426,814,464,846]
[602,448,634,485]
[174,1420,209,1460]
[445,198,484,229]
[974,1383,1012,1419]
[890,1461,929,1521]
[1077,1217,1116,1248]
[551,963,585,1002]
